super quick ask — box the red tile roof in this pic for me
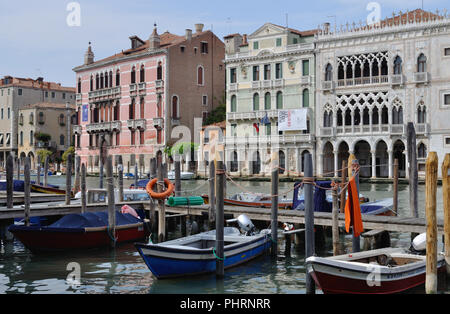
[0,76,75,92]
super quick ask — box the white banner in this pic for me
[278,109,308,131]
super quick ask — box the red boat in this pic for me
[9,211,149,253]
[306,247,446,294]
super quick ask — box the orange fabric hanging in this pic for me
[344,176,364,237]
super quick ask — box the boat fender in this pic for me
[146,178,174,200]
[411,233,426,253]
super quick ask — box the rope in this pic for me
[212,247,226,261]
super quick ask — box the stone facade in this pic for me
[315,9,450,179]
[224,23,317,177]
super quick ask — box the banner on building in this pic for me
[82,104,89,122]
[278,109,308,131]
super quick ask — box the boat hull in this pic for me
[201,195,292,209]
[135,234,271,279]
[31,184,67,195]
[10,224,148,253]
[306,252,446,294]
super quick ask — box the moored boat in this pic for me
[305,235,446,294]
[31,184,67,196]
[167,171,195,180]
[9,211,150,253]
[202,192,293,209]
[135,215,271,279]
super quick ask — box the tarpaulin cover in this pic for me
[48,211,141,230]
[313,181,332,213]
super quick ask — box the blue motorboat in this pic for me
[135,215,271,279]
[0,179,59,192]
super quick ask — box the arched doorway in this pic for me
[323,142,334,176]
[393,140,406,178]
[337,141,349,176]
[301,150,310,173]
[354,140,372,177]
[375,140,388,178]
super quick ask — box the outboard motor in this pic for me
[410,233,426,255]
[237,214,256,236]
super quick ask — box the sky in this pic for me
[0,0,448,87]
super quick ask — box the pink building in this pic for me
[73,24,225,173]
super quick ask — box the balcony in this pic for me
[300,76,311,85]
[76,93,82,102]
[336,75,389,88]
[72,125,82,135]
[88,87,121,101]
[389,124,405,136]
[273,79,284,88]
[111,121,122,132]
[225,134,315,146]
[229,83,238,92]
[127,119,147,130]
[171,118,180,126]
[86,122,115,133]
[322,81,334,91]
[138,82,146,95]
[319,127,335,137]
[413,72,430,84]
[390,74,405,86]
[324,124,404,136]
[262,80,272,89]
[155,80,164,91]
[129,83,137,95]
[35,141,57,149]
[227,110,278,121]
[415,123,430,135]
[153,117,164,129]
[251,81,261,90]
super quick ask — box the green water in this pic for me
[0,177,447,294]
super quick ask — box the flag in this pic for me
[344,176,364,237]
[253,123,259,134]
[260,113,270,125]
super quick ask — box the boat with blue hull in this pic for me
[135,215,272,279]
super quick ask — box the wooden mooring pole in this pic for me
[106,156,116,248]
[65,154,72,206]
[304,153,315,294]
[442,153,450,277]
[407,122,419,218]
[332,187,340,256]
[24,157,31,227]
[74,155,81,193]
[43,156,49,187]
[215,160,225,278]
[425,152,438,294]
[393,158,399,216]
[208,161,216,230]
[81,163,87,214]
[16,157,20,180]
[6,155,13,209]
[36,155,41,186]
[118,155,124,203]
[271,153,279,257]
[149,157,157,234]
[340,160,347,214]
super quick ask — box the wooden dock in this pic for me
[0,192,66,206]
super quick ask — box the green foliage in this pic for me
[204,91,226,125]
[35,132,51,142]
[62,146,75,163]
[36,149,52,162]
[166,142,199,158]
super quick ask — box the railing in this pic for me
[227,110,279,121]
[155,80,164,89]
[300,76,311,85]
[72,125,82,135]
[329,124,405,136]
[390,74,404,85]
[273,79,284,88]
[336,75,389,88]
[262,80,272,89]
[76,94,82,101]
[129,83,137,93]
[127,119,146,130]
[138,82,146,94]
[153,117,164,129]
[88,87,121,100]
[86,122,114,133]
[229,83,238,92]
[225,134,314,146]
[415,123,430,135]
[414,72,430,84]
[322,81,334,91]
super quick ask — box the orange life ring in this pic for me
[146,178,174,200]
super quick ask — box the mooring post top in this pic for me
[426,152,439,165]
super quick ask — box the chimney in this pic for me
[84,42,94,65]
[185,29,192,41]
[195,23,204,33]
[242,34,248,45]
[149,25,161,50]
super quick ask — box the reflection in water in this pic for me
[0,178,448,294]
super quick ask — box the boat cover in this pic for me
[314,181,333,213]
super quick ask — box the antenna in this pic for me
[327,15,337,32]
[286,13,289,28]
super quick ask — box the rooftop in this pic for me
[20,102,76,110]
[0,76,75,92]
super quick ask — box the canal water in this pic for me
[0,176,447,294]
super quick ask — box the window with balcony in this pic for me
[90,76,93,91]
[116,69,120,86]
[417,54,427,72]
[230,95,237,112]
[275,63,283,79]
[157,129,162,144]
[157,95,162,117]
[323,111,333,127]
[140,65,145,82]
[302,60,310,76]
[131,66,136,84]
[264,92,271,110]
[418,105,427,123]
[129,98,135,120]
[130,130,135,145]
[157,62,163,80]
[103,72,107,88]
[230,68,237,83]
[253,93,259,111]
[253,66,260,81]
[109,71,113,88]
[418,143,427,159]
[393,56,402,75]
[392,106,403,125]
[276,91,283,109]
[265,123,271,135]
[325,63,333,81]
[139,130,145,145]
[96,74,99,90]
[264,64,271,80]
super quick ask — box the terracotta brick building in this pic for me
[73,24,225,173]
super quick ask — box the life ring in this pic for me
[146,178,174,200]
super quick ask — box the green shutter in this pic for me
[253,41,259,50]
[303,90,309,108]
[253,94,259,111]
[302,60,310,76]
[277,92,283,109]
[265,93,271,110]
[276,38,282,47]
[231,95,237,112]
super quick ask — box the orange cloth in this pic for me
[344,176,364,237]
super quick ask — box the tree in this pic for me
[35,132,51,143]
[204,91,226,125]
[62,146,75,163]
[36,149,52,163]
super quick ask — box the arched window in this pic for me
[337,108,343,126]
[29,113,34,125]
[95,74,99,90]
[264,92,271,110]
[60,134,65,146]
[30,131,34,145]
[172,96,179,118]
[129,98,135,119]
[140,65,145,82]
[90,75,93,91]
[77,78,81,93]
[418,143,427,159]
[131,66,136,84]
[417,54,427,72]
[323,111,333,127]
[381,106,389,124]
[157,62,163,80]
[325,63,333,81]
[197,66,204,85]
[116,69,120,86]
[19,113,23,125]
[100,73,104,89]
[230,95,237,112]
[393,56,402,75]
[392,106,403,124]
[59,114,65,126]
[302,89,309,107]
[104,72,108,88]
[109,71,113,88]
[253,93,259,111]
[19,131,23,146]
[276,91,283,109]
[157,95,162,118]
[418,105,427,123]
